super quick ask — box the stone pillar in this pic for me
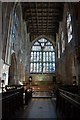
[0,1,3,86]
[0,2,2,120]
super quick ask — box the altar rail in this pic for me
[56,86,80,118]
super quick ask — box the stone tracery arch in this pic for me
[31,35,55,49]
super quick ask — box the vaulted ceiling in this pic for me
[21,2,64,42]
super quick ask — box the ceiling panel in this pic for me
[21,2,64,41]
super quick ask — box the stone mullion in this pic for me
[42,48,43,73]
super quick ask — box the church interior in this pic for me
[0,1,80,119]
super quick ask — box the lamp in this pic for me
[29,76,32,82]
[29,76,32,88]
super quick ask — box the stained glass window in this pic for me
[11,12,19,41]
[30,38,55,73]
[67,13,73,43]
[10,11,19,50]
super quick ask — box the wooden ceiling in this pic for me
[21,2,64,41]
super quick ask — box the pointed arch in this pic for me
[31,35,55,49]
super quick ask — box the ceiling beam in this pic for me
[21,2,64,41]
[29,3,35,34]
[36,3,39,33]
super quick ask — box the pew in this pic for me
[25,88,32,105]
[56,86,80,118]
[2,85,32,119]
[2,86,24,119]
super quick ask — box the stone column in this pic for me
[0,2,2,120]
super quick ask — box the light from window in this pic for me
[61,32,65,53]
[10,11,19,51]
[67,13,73,43]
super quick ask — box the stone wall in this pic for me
[1,2,30,86]
[56,3,79,85]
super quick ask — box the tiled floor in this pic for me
[15,92,57,119]
[32,91,52,98]
[15,98,57,119]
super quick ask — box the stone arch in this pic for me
[8,53,17,85]
[31,35,55,49]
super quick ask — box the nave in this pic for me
[1,84,80,119]
[0,2,80,120]
[14,92,57,119]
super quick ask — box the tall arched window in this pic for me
[10,11,19,50]
[67,13,73,43]
[30,38,55,73]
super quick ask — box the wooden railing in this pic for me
[2,85,32,119]
[2,87,24,119]
[25,88,32,105]
[56,86,80,118]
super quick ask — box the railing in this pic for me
[56,86,80,118]
[1,85,32,119]
[2,87,24,119]
[25,88,32,105]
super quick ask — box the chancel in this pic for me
[0,1,80,119]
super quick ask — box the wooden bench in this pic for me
[56,86,80,118]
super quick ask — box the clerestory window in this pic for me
[30,38,55,73]
[10,11,19,50]
[67,13,73,43]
